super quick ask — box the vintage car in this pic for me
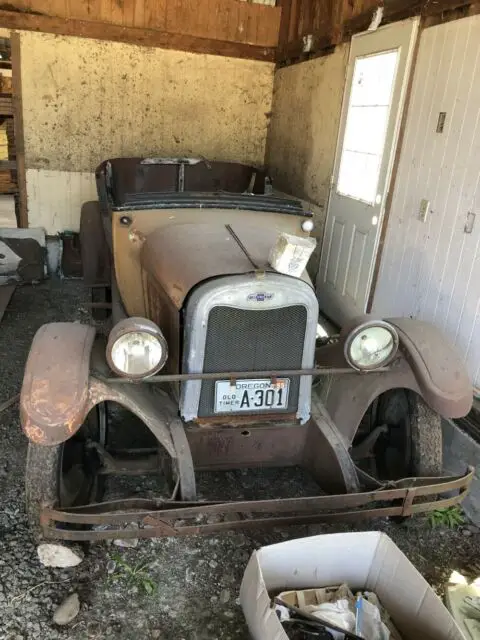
[20,157,473,541]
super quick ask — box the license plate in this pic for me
[214,378,290,413]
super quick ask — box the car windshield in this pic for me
[96,157,310,217]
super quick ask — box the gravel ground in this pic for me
[0,279,479,639]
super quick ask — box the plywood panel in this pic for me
[266,43,349,245]
[372,15,480,391]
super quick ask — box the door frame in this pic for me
[317,17,421,321]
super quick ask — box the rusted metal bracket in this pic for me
[39,467,474,542]
[97,366,391,384]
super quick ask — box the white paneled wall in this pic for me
[26,169,97,233]
[372,15,480,392]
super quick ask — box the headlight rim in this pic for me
[106,317,168,379]
[344,320,399,371]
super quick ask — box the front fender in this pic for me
[387,317,472,419]
[21,322,95,445]
[318,317,472,444]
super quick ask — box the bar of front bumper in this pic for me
[39,467,473,541]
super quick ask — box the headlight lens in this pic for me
[107,318,168,378]
[345,321,398,370]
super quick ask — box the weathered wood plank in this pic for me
[99,0,112,23]
[0,95,13,116]
[164,0,280,46]
[1,0,280,47]
[143,0,167,29]
[10,33,27,228]
[343,0,475,34]
[0,161,17,170]
[132,0,144,28]
[109,0,124,26]
[278,0,293,46]
[0,9,276,61]
[122,0,136,27]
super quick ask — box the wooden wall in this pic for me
[0,0,281,59]
[277,0,478,63]
[278,0,378,60]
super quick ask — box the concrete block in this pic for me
[442,419,480,526]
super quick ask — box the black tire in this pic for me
[374,389,443,480]
[25,405,107,540]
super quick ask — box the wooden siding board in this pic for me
[0,9,275,60]
[0,0,279,48]
[400,25,450,317]
[372,15,480,389]
[122,0,136,27]
[143,0,166,29]
[430,21,478,326]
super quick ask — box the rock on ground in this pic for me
[37,544,84,568]
[53,593,81,626]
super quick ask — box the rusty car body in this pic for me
[20,157,474,541]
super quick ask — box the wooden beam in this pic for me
[343,0,476,36]
[0,160,17,170]
[423,0,480,26]
[276,25,334,63]
[10,32,28,229]
[277,0,477,65]
[278,0,293,47]
[0,9,275,62]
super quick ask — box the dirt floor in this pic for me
[0,279,479,640]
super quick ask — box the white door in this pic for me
[317,18,420,324]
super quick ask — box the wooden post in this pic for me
[10,32,28,229]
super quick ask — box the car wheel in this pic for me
[374,389,442,480]
[354,389,442,481]
[25,403,107,540]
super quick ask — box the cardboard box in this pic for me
[240,532,465,640]
[269,232,316,278]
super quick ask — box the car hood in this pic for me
[140,222,311,309]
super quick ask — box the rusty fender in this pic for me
[21,323,96,445]
[318,317,473,444]
[20,322,175,455]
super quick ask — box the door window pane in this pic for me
[337,50,399,204]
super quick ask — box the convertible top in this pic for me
[95,157,311,217]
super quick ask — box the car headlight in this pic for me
[344,321,399,371]
[106,317,168,378]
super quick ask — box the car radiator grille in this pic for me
[198,305,307,417]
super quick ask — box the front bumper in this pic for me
[40,467,473,541]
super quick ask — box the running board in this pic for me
[39,468,474,542]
